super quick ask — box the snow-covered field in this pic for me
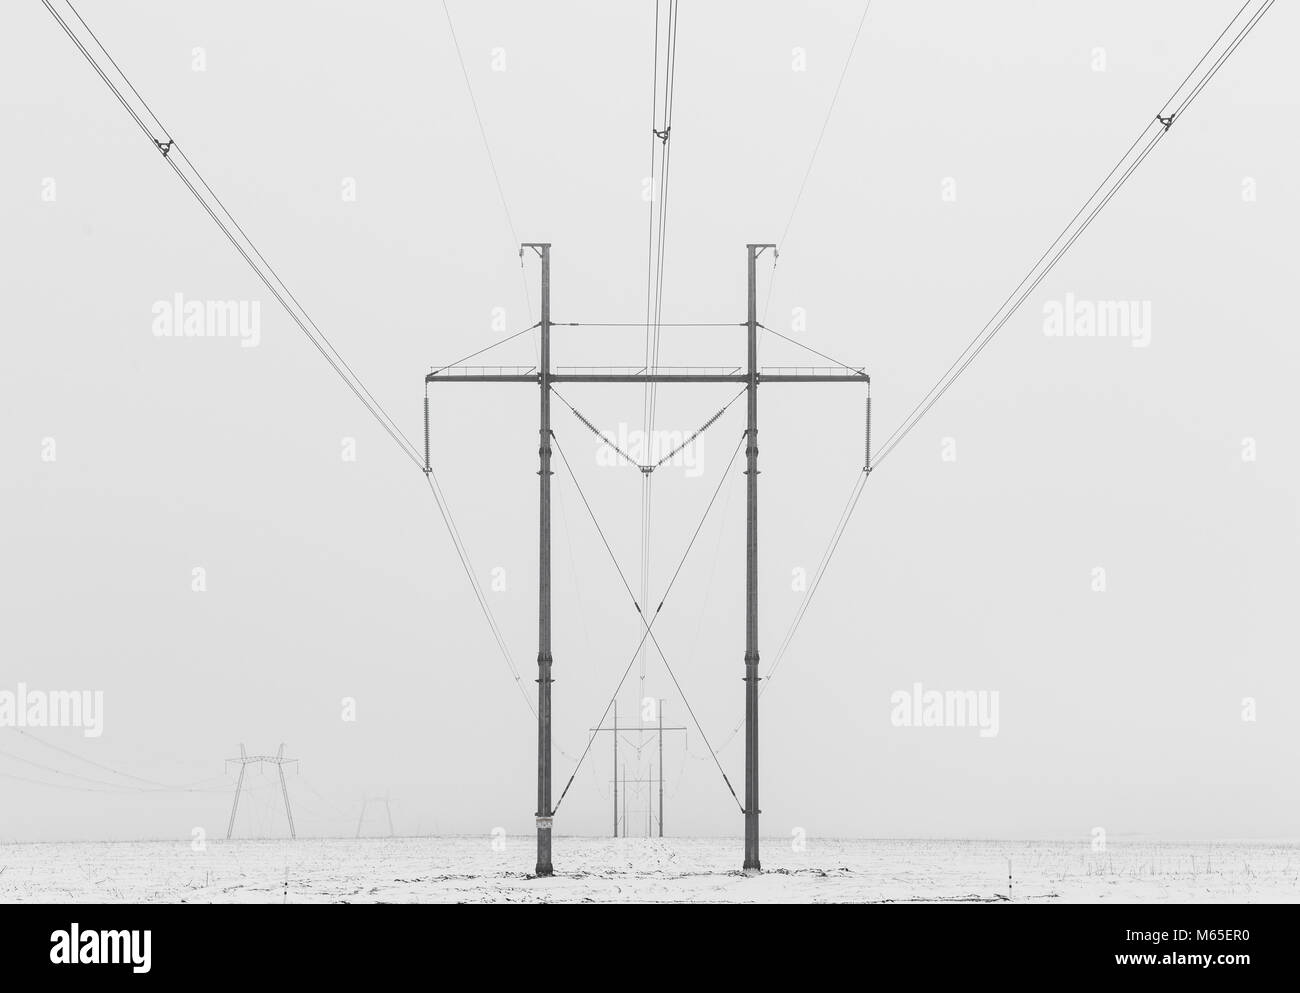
[1,837,1295,903]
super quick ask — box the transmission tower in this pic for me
[355,792,396,838]
[588,702,685,837]
[225,743,299,840]
[425,243,869,874]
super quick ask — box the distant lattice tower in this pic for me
[225,743,299,840]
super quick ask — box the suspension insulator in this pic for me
[864,393,872,472]
[423,395,432,474]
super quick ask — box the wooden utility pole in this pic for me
[424,243,868,874]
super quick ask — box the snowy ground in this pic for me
[1,837,1295,903]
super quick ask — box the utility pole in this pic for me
[743,244,768,872]
[658,701,664,837]
[606,770,663,837]
[590,704,685,837]
[425,242,869,873]
[532,243,554,877]
[225,743,299,840]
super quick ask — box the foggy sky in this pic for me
[1,0,1296,845]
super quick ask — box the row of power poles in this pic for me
[589,703,686,837]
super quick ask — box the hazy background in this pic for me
[1,0,1296,845]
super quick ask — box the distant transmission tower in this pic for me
[225,743,299,840]
[588,702,686,837]
[355,792,396,838]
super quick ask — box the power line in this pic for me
[0,734,234,794]
[778,0,876,251]
[43,0,539,725]
[439,0,539,348]
[639,0,683,712]
[872,0,1272,467]
[768,470,870,681]
[1159,0,1255,118]
[873,129,1166,466]
[764,0,876,323]
[719,0,1276,750]
[422,473,536,717]
[11,728,174,789]
[440,0,521,248]
[44,0,423,469]
[57,0,429,471]
[0,744,161,792]
[716,465,870,754]
[0,768,142,794]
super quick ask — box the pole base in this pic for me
[742,863,762,877]
[535,815,553,877]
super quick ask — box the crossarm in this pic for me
[426,372,538,382]
[425,371,868,385]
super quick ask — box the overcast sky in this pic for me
[1,0,1296,845]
